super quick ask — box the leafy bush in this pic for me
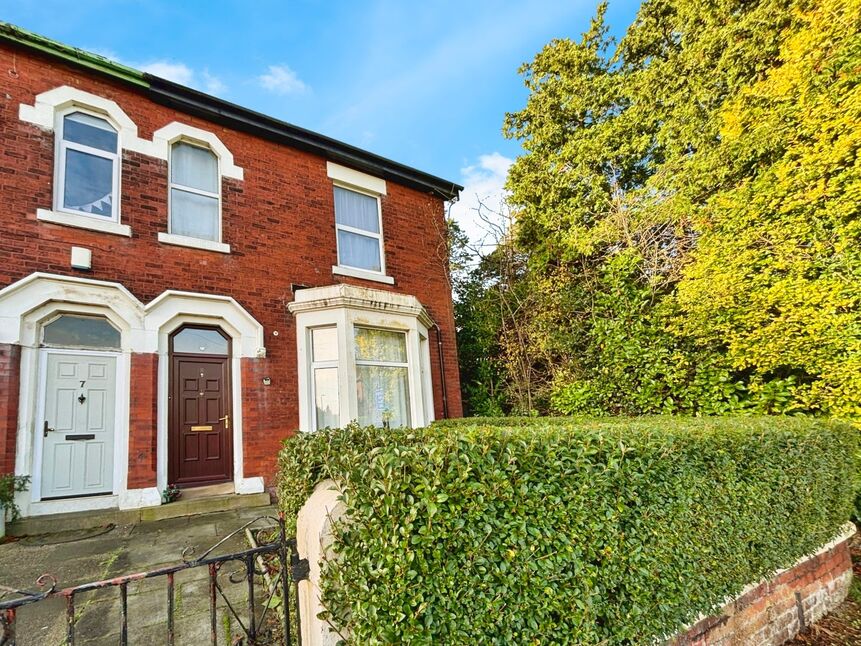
[278,417,858,644]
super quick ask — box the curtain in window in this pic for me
[356,365,410,428]
[170,142,220,241]
[337,230,382,271]
[355,328,410,428]
[334,186,379,232]
[172,143,219,193]
[171,189,219,240]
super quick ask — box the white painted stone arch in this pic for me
[0,272,267,516]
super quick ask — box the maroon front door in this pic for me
[169,326,233,487]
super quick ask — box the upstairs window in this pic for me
[334,186,384,273]
[170,141,221,241]
[57,111,119,220]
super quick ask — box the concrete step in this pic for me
[8,492,272,536]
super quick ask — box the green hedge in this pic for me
[277,417,858,644]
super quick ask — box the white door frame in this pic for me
[32,348,128,510]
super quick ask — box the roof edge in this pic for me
[0,23,463,200]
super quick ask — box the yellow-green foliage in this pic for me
[278,418,859,644]
[673,0,861,419]
[488,0,861,420]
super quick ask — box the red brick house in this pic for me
[0,25,462,519]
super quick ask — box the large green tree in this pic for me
[481,0,861,418]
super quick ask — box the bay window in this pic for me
[289,284,435,432]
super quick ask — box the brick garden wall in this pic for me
[671,524,855,646]
[0,43,462,486]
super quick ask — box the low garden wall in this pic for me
[278,417,859,644]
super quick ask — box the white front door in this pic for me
[41,352,116,499]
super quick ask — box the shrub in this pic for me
[277,417,858,644]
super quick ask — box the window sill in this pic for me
[158,232,231,254]
[332,265,394,285]
[37,208,131,237]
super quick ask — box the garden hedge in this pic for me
[277,417,859,644]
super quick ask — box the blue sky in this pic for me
[4,0,640,242]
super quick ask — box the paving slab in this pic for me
[0,505,281,645]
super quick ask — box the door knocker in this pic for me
[78,393,87,405]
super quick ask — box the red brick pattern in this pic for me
[672,534,854,645]
[128,352,158,488]
[0,344,21,475]
[0,44,462,488]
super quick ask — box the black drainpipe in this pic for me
[433,322,449,419]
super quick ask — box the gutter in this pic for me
[0,23,463,201]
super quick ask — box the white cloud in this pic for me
[257,64,309,95]
[202,70,227,95]
[137,61,195,86]
[449,152,514,256]
[87,48,228,96]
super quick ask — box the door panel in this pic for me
[42,352,116,499]
[169,355,232,486]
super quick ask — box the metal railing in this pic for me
[0,512,307,645]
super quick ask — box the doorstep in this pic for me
[7,491,272,536]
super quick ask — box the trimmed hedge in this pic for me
[277,417,859,644]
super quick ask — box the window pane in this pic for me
[63,112,117,153]
[337,230,381,272]
[43,315,120,349]
[314,367,340,429]
[63,150,113,216]
[170,188,219,240]
[355,328,407,362]
[171,142,218,193]
[172,327,229,355]
[356,365,410,428]
[334,186,379,233]
[312,327,338,362]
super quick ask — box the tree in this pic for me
[486,0,861,418]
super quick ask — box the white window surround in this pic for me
[19,86,159,157]
[327,162,393,282]
[19,88,244,240]
[55,109,120,223]
[0,272,266,518]
[155,123,243,250]
[152,122,243,180]
[288,283,436,432]
[36,208,131,237]
[157,232,231,253]
[331,264,394,285]
[326,162,386,196]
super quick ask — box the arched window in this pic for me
[169,141,221,242]
[171,326,229,355]
[57,111,119,221]
[42,314,121,350]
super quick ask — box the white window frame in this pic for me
[354,326,411,428]
[289,284,435,432]
[327,162,393,285]
[333,184,386,273]
[309,326,340,431]
[166,138,224,245]
[54,106,121,223]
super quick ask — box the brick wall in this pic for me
[671,525,855,646]
[128,352,158,488]
[0,43,462,486]
[0,344,21,475]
